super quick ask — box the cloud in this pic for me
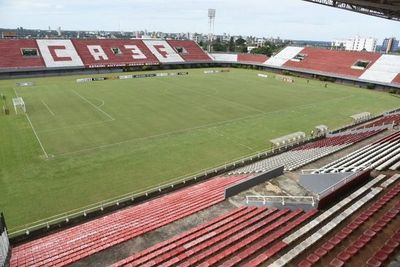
[0,0,398,42]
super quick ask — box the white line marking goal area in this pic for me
[41,100,55,116]
[13,88,50,159]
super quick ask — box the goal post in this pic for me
[12,97,26,114]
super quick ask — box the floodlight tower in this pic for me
[208,9,216,52]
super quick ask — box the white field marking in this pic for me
[71,90,115,121]
[97,99,105,107]
[25,114,49,159]
[54,94,355,157]
[41,100,55,116]
[13,88,49,159]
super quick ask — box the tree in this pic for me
[212,38,227,52]
[228,37,235,52]
[235,37,246,46]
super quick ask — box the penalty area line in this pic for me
[71,90,115,121]
[41,100,55,116]
[13,87,49,159]
[25,113,49,159]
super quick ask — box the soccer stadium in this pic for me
[0,1,400,267]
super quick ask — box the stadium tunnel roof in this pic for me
[303,0,400,21]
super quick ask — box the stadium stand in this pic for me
[36,39,84,68]
[264,46,304,67]
[111,173,400,267]
[111,207,317,267]
[0,40,45,70]
[357,112,400,129]
[209,53,238,62]
[142,40,185,63]
[283,47,381,78]
[0,39,399,86]
[297,176,400,267]
[72,39,160,67]
[237,53,269,64]
[230,128,383,173]
[167,40,212,61]
[360,54,400,83]
[263,174,392,267]
[394,74,400,84]
[10,175,249,266]
[316,130,400,173]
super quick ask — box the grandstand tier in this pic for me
[0,40,45,70]
[237,53,269,64]
[0,39,399,86]
[283,47,381,78]
[9,175,248,267]
[167,40,212,61]
[72,39,160,67]
[111,207,317,267]
[394,74,400,84]
[36,39,84,68]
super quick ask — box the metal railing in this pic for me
[316,169,370,200]
[246,195,316,207]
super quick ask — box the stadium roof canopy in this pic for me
[303,0,400,21]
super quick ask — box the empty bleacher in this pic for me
[394,74,400,84]
[167,40,212,62]
[264,46,305,67]
[357,112,400,129]
[231,129,382,174]
[283,47,381,78]
[72,39,160,67]
[210,53,238,62]
[111,207,317,267]
[297,175,400,266]
[316,130,400,173]
[265,174,399,267]
[0,40,45,70]
[10,175,248,267]
[111,173,400,267]
[237,53,269,64]
[360,54,400,84]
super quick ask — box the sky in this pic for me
[0,0,399,42]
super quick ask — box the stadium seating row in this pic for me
[266,174,397,267]
[230,128,383,174]
[357,112,400,129]
[0,39,211,70]
[1,39,400,85]
[10,175,248,267]
[317,130,400,173]
[111,207,317,267]
[298,178,400,266]
[112,173,400,267]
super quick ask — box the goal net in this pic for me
[12,97,26,114]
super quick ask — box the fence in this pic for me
[0,213,10,267]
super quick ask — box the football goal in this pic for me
[12,97,26,114]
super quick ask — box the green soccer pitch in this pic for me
[0,68,399,230]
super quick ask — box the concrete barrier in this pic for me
[224,166,284,198]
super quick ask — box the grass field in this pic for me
[0,68,399,230]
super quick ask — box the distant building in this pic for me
[1,31,17,38]
[333,36,377,52]
[380,37,399,53]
